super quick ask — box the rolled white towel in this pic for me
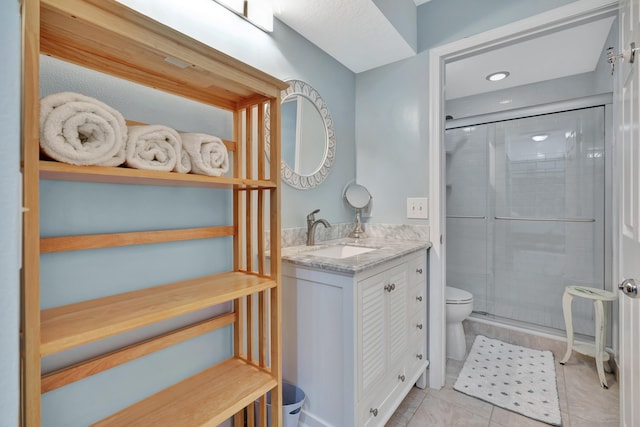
[126,125,190,173]
[39,92,127,166]
[180,132,229,177]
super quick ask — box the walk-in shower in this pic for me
[445,96,609,338]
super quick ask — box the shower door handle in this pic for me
[619,278,639,298]
[494,216,595,223]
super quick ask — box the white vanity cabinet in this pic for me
[282,247,428,427]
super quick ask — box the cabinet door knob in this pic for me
[370,408,378,417]
[398,374,406,382]
[384,283,396,292]
[416,353,423,360]
[416,268,423,274]
[416,323,423,330]
[416,295,423,302]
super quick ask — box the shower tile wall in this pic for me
[446,107,606,336]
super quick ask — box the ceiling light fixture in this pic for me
[486,71,510,82]
[532,134,548,142]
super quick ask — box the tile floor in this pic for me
[386,320,619,427]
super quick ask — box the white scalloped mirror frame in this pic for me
[266,79,336,190]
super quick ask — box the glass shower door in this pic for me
[492,107,605,335]
[445,124,489,313]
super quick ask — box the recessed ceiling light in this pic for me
[532,134,548,142]
[486,71,510,82]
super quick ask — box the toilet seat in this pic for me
[446,286,473,304]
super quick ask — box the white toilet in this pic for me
[446,286,474,360]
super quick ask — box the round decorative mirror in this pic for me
[266,79,336,189]
[343,182,372,239]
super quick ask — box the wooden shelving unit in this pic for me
[21,0,287,425]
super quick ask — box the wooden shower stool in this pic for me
[560,285,617,389]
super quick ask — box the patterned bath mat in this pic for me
[454,335,561,426]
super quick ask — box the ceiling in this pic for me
[274,1,615,99]
[445,16,615,100]
[274,0,417,73]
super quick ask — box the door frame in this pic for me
[427,0,619,389]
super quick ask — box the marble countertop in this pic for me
[280,237,431,274]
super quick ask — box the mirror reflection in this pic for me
[344,183,372,209]
[266,79,336,190]
[282,96,327,176]
[344,182,372,239]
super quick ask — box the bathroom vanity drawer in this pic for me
[408,335,428,376]
[359,366,405,427]
[409,252,427,285]
[408,252,427,310]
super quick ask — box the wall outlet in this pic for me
[407,197,428,219]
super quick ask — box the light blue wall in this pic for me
[0,0,21,425]
[356,0,589,224]
[356,55,429,223]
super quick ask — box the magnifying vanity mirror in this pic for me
[266,79,336,189]
[343,182,372,239]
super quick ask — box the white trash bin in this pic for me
[255,382,305,427]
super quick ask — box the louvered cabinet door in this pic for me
[387,265,409,368]
[359,272,388,398]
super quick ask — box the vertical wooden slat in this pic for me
[258,191,265,275]
[21,0,41,425]
[268,97,282,426]
[233,109,244,358]
[244,106,255,363]
[245,108,254,274]
[246,107,254,180]
[259,291,267,367]
[246,400,255,427]
[257,103,268,369]
[257,102,266,180]
[247,293,254,363]
[257,103,266,275]
[257,395,267,427]
[233,109,244,271]
[233,410,245,427]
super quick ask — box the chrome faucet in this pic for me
[306,209,331,246]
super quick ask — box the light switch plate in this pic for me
[407,197,428,219]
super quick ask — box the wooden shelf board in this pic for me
[40,226,236,253]
[41,272,276,356]
[91,357,276,427]
[39,161,276,189]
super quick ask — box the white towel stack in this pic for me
[180,132,230,177]
[40,92,127,166]
[126,125,190,173]
[40,92,229,177]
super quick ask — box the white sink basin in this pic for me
[305,244,378,259]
